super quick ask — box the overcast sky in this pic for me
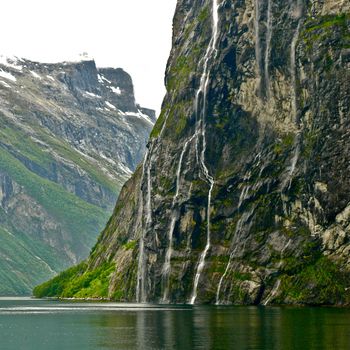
[0,0,177,114]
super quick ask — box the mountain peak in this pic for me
[0,57,155,295]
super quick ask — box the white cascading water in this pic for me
[288,132,300,188]
[263,279,281,306]
[136,149,149,303]
[159,110,171,139]
[215,206,255,305]
[176,135,196,198]
[264,0,273,98]
[290,21,302,122]
[254,0,263,94]
[135,141,155,303]
[238,185,250,209]
[285,5,303,191]
[162,216,176,301]
[189,0,220,305]
[215,247,237,305]
[162,135,195,302]
[291,1,303,119]
[146,154,153,226]
[281,239,292,258]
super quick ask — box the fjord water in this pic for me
[0,298,350,349]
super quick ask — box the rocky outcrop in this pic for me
[34,1,350,305]
[0,56,154,294]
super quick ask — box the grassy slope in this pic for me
[0,146,108,241]
[33,261,115,299]
[0,115,119,196]
[0,118,116,293]
[0,225,56,295]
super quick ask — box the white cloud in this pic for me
[0,0,177,114]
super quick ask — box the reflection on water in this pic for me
[0,298,349,349]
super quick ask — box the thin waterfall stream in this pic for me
[136,149,149,303]
[283,3,304,192]
[135,141,155,303]
[162,135,195,302]
[190,0,220,305]
[215,206,255,305]
[264,0,273,98]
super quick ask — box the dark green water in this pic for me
[0,298,349,349]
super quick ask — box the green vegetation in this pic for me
[303,13,350,51]
[208,255,230,275]
[0,114,118,295]
[0,226,55,295]
[0,146,108,244]
[151,99,192,140]
[122,240,137,250]
[150,105,169,138]
[33,262,115,298]
[198,6,209,23]
[0,116,118,196]
[166,46,202,92]
[278,257,350,304]
[305,13,350,32]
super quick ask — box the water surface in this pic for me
[0,298,349,349]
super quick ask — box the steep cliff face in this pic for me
[0,56,154,294]
[35,1,350,305]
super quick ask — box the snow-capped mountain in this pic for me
[0,55,155,294]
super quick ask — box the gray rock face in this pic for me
[36,1,350,305]
[0,56,154,295]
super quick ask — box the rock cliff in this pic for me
[0,56,154,294]
[34,1,350,305]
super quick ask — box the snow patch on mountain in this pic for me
[125,110,154,125]
[0,81,11,88]
[98,74,111,84]
[110,86,122,95]
[0,70,16,82]
[0,55,23,71]
[105,101,117,110]
[30,71,42,80]
[85,91,101,98]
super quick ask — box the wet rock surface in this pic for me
[36,1,350,305]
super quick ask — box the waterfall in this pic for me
[238,185,250,210]
[160,110,171,139]
[189,0,220,305]
[290,20,302,122]
[279,2,304,197]
[281,239,292,258]
[136,149,149,303]
[290,0,304,120]
[263,279,281,306]
[135,141,155,303]
[146,155,152,226]
[162,135,195,302]
[190,181,214,304]
[288,133,300,179]
[254,0,263,95]
[176,135,196,198]
[162,215,176,302]
[264,0,273,98]
[215,207,255,305]
[215,247,237,305]
[285,11,303,192]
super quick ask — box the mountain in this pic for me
[0,55,155,295]
[34,1,350,305]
